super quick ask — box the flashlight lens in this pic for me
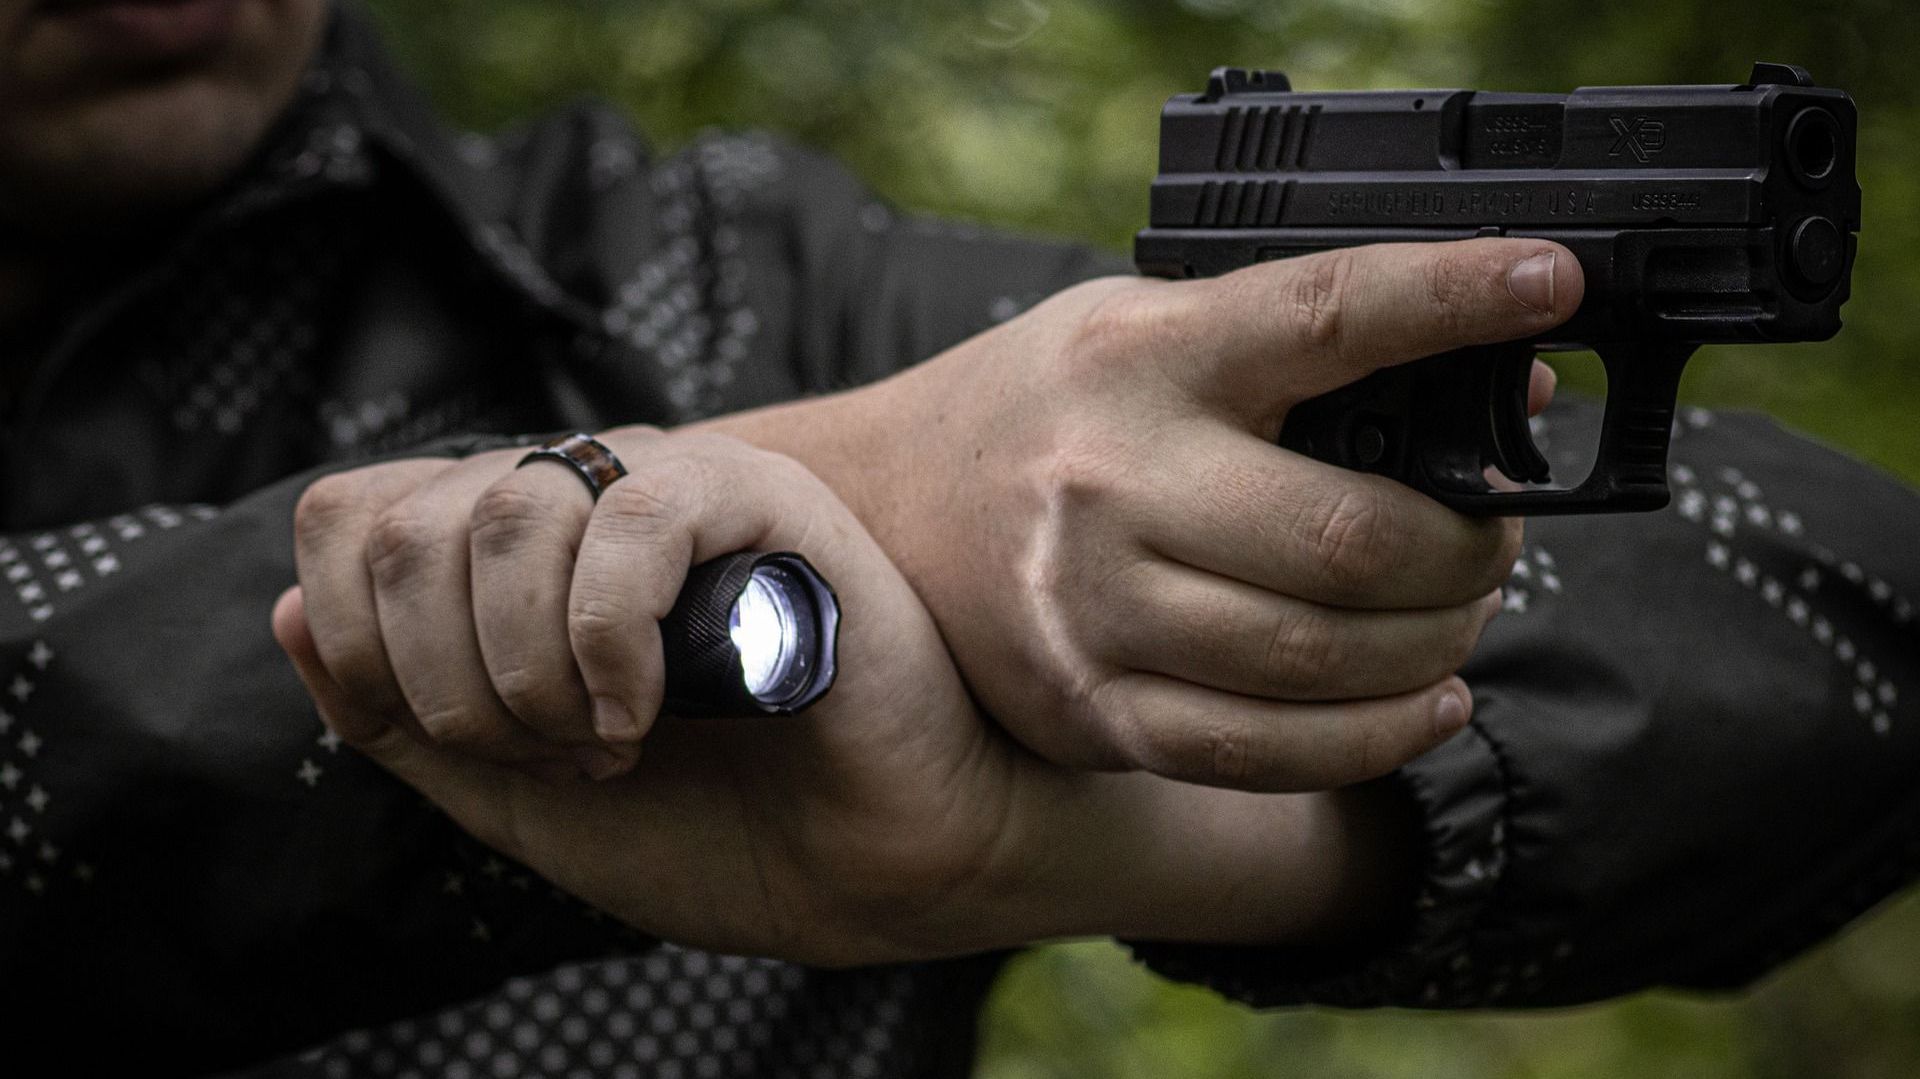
[729,567,818,703]
[662,551,838,717]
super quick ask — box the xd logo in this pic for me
[1608,115,1668,163]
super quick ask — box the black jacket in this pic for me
[1,8,1916,1077]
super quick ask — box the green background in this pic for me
[362,1,1920,1075]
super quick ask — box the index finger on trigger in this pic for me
[1165,239,1585,425]
[1530,359,1558,418]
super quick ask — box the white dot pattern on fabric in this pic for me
[140,212,355,437]
[318,389,492,458]
[1501,545,1561,615]
[1380,404,1920,1009]
[1,507,210,623]
[592,134,779,419]
[1511,410,1914,746]
[304,949,946,1079]
[0,508,205,898]
[1673,454,1910,739]
[0,637,98,898]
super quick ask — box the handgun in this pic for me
[1135,62,1859,514]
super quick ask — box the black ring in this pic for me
[517,433,629,501]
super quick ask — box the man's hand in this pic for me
[699,239,1580,790]
[274,433,1422,965]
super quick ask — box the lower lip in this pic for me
[41,0,246,61]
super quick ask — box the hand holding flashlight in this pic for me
[278,428,1425,965]
[285,428,861,782]
[274,429,1041,960]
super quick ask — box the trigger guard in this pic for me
[1487,351,1551,484]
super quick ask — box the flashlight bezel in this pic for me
[731,555,839,712]
[658,550,841,718]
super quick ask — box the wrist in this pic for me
[681,377,916,539]
[980,770,1422,951]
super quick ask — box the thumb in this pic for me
[1180,239,1584,420]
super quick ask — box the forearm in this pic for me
[976,770,1420,951]
[684,380,908,542]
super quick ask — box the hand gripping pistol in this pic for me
[1134,62,1860,514]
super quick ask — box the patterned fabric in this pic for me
[0,4,1916,1077]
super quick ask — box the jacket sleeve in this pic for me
[1129,399,1920,1006]
[0,435,631,1076]
[640,131,1132,400]
[771,147,1131,388]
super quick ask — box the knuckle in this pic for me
[567,590,634,666]
[1059,274,1138,308]
[1422,252,1477,336]
[597,465,687,533]
[294,473,365,546]
[364,505,449,589]
[1051,661,1104,737]
[1039,427,1132,514]
[489,660,571,727]
[1446,607,1492,669]
[1289,249,1356,357]
[1487,520,1526,588]
[1454,519,1524,601]
[1202,715,1261,786]
[1307,486,1396,594]
[1087,675,1276,787]
[1262,607,1339,693]
[1082,671,1136,756]
[1141,708,1271,789]
[1066,286,1164,375]
[327,646,400,710]
[1062,672,1145,771]
[469,483,559,561]
[413,703,498,749]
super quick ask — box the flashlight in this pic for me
[659,551,840,717]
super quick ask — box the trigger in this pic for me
[1487,352,1551,484]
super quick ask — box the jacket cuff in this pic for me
[1123,721,1512,1008]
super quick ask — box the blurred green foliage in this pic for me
[363,0,1920,1074]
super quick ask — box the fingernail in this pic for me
[1433,685,1471,739]
[1507,251,1557,314]
[575,745,634,782]
[593,696,640,743]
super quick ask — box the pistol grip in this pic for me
[1277,343,1694,516]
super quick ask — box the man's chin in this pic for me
[0,0,325,239]
[0,74,280,237]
